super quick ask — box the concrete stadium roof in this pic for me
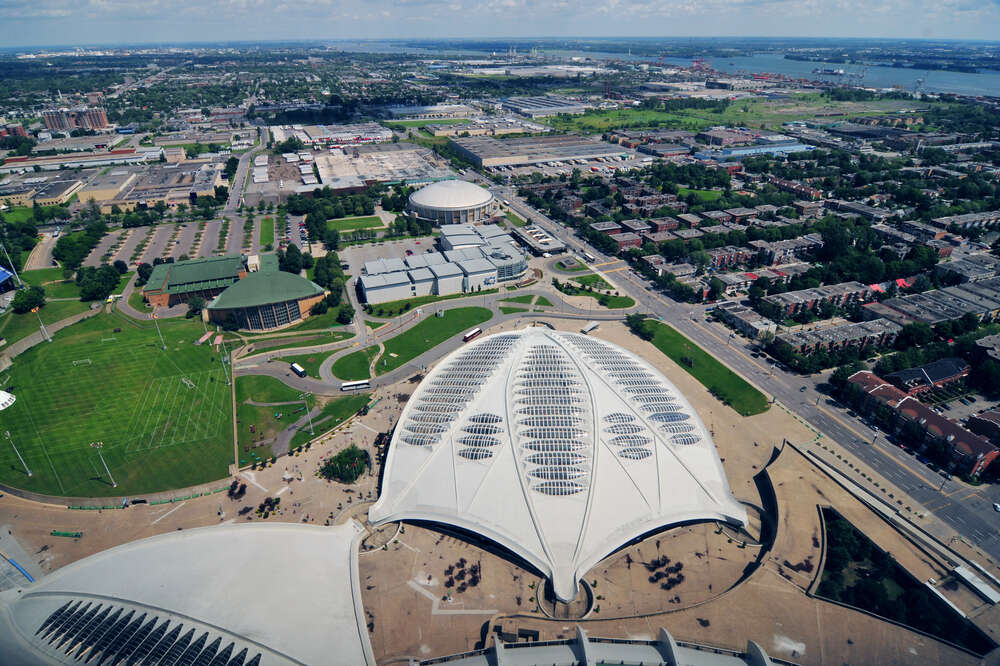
[370,328,747,602]
[0,522,374,665]
[409,179,494,211]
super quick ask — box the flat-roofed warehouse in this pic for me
[450,135,626,168]
[501,96,593,118]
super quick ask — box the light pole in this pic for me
[32,306,51,342]
[299,392,314,435]
[90,441,116,488]
[151,310,166,350]
[5,431,31,477]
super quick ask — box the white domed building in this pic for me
[408,180,497,225]
[370,327,747,603]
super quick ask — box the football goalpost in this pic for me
[72,359,93,367]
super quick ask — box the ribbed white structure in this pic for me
[370,328,747,602]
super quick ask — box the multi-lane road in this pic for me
[492,183,1000,562]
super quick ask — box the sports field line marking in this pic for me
[18,399,66,494]
[124,379,157,453]
[151,501,186,525]
[149,374,186,450]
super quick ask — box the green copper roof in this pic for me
[144,255,244,295]
[208,271,324,310]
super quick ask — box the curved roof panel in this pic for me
[208,271,324,310]
[0,522,374,666]
[408,179,494,211]
[370,328,747,602]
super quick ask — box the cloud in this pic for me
[0,0,997,43]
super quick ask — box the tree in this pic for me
[280,244,303,274]
[301,252,314,270]
[186,296,206,318]
[113,260,129,274]
[896,322,935,349]
[136,262,153,285]
[319,445,368,483]
[336,302,354,325]
[11,285,45,313]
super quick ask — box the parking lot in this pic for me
[339,236,438,277]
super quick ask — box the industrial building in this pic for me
[501,96,593,118]
[450,135,626,168]
[85,163,225,213]
[407,179,497,225]
[370,329,747,603]
[42,107,108,131]
[206,270,326,331]
[308,143,453,194]
[358,224,527,304]
[777,319,903,354]
[270,123,393,147]
[424,118,548,137]
[511,224,567,255]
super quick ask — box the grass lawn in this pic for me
[20,267,67,286]
[500,294,534,304]
[678,187,723,203]
[332,345,379,381]
[0,300,92,349]
[235,375,316,463]
[505,210,526,227]
[367,289,498,318]
[281,350,328,379]
[637,319,769,416]
[542,97,925,134]
[500,306,528,315]
[535,296,554,307]
[327,215,384,232]
[571,273,612,290]
[366,319,388,330]
[0,314,235,497]
[128,288,149,314]
[280,307,347,332]
[259,217,275,248]
[377,306,492,375]
[289,393,370,449]
[246,331,352,355]
[556,284,634,309]
[39,280,81,299]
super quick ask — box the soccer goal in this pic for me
[72,359,93,367]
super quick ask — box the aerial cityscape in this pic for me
[0,10,999,666]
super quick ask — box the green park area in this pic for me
[677,187,723,203]
[505,210,526,227]
[235,374,315,463]
[327,215,384,232]
[0,300,92,349]
[500,306,527,315]
[281,350,330,379]
[499,294,534,305]
[571,273,612,290]
[631,318,769,416]
[554,279,634,309]
[542,95,925,134]
[0,314,235,496]
[259,217,275,247]
[0,206,37,224]
[289,393,370,449]
[366,288,498,318]
[332,345,380,381]
[247,331,352,356]
[376,306,492,375]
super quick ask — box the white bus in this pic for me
[463,328,483,343]
[340,380,371,391]
[290,362,307,378]
[582,251,596,263]
[581,321,599,335]
[502,199,510,207]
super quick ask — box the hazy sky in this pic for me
[1,0,998,47]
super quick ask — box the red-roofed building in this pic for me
[847,370,997,476]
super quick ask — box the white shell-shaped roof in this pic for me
[408,179,494,211]
[370,328,747,602]
[0,523,374,665]
[0,390,14,411]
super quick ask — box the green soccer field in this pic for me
[0,314,235,497]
